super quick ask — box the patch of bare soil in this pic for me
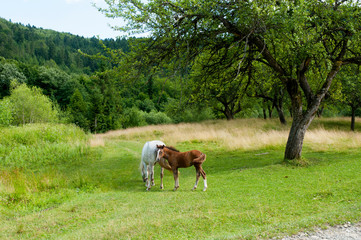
[278,222,361,240]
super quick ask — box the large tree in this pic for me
[251,62,288,125]
[100,0,361,160]
[190,49,252,120]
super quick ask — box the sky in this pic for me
[0,0,125,39]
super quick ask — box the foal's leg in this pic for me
[192,165,201,191]
[200,166,207,191]
[160,167,164,189]
[173,168,179,191]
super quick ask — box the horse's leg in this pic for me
[146,164,153,191]
[151,164,155,186]
[142,162,148,184]
[192,165,201,191]
[173,168,179,191]
[160,167,164,189]
[200,166,207,191]
[143,162,149,187]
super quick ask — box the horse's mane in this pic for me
[165,146,180,152]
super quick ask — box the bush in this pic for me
[141,110,173,125]
[8,83,59,125]
[0,61,27,98]
[121,107,146,128]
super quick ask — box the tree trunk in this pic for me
[275,104,287,125]
[317,106,324,118]
[268,105,273,118]
[351,106,356,131]
[272,87,286,124]
[284,113,315,160]
[263,108,267,119]
[224,110,234,120]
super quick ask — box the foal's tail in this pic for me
[193,153,206,164]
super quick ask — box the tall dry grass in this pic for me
[91,118,361,151]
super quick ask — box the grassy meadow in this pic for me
[0,118,361,239]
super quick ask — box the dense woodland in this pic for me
[0,17,177,132]
[0,17,243,133]
[1,1,361,146]
[0,18,129,73]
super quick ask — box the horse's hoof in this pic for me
[192,187,197,191]
[203,188,207,192]
[173,187,178,191]
[160,186,163,189]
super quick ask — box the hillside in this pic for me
[0,17,129,74]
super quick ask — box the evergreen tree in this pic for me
[68,89,89,130]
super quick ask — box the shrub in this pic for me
[121,107,146,128]
[141,110,173,125]
[8,83,59,125]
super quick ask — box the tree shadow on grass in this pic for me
[204,149,284,175]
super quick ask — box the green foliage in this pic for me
[141,110,172,125]
[121,107,146,128]
[8,83,59,125]
[86,71,123,133]
[0,98,12,126]
[165,99,215,123]
[336,65,361,110]
[189,49,251,119]
[68,89,89,130]
[0,58,27,98]
[37,66,71,103]
[0,17,129,74]
[136,97,156,112]
[99,0,361,160]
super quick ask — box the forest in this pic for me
[0,17,216,133]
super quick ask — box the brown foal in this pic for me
[156,145,207,191]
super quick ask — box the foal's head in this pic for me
[156,144,165,162]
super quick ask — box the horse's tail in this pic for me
[193,153,206,164]
[158,158,172,172]
[139,159,144,172]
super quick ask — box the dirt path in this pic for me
[279,222,361,240]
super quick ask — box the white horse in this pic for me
[140,140,171,191]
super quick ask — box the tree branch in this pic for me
[298,57,313,104]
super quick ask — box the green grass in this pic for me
[0,120,361,239]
